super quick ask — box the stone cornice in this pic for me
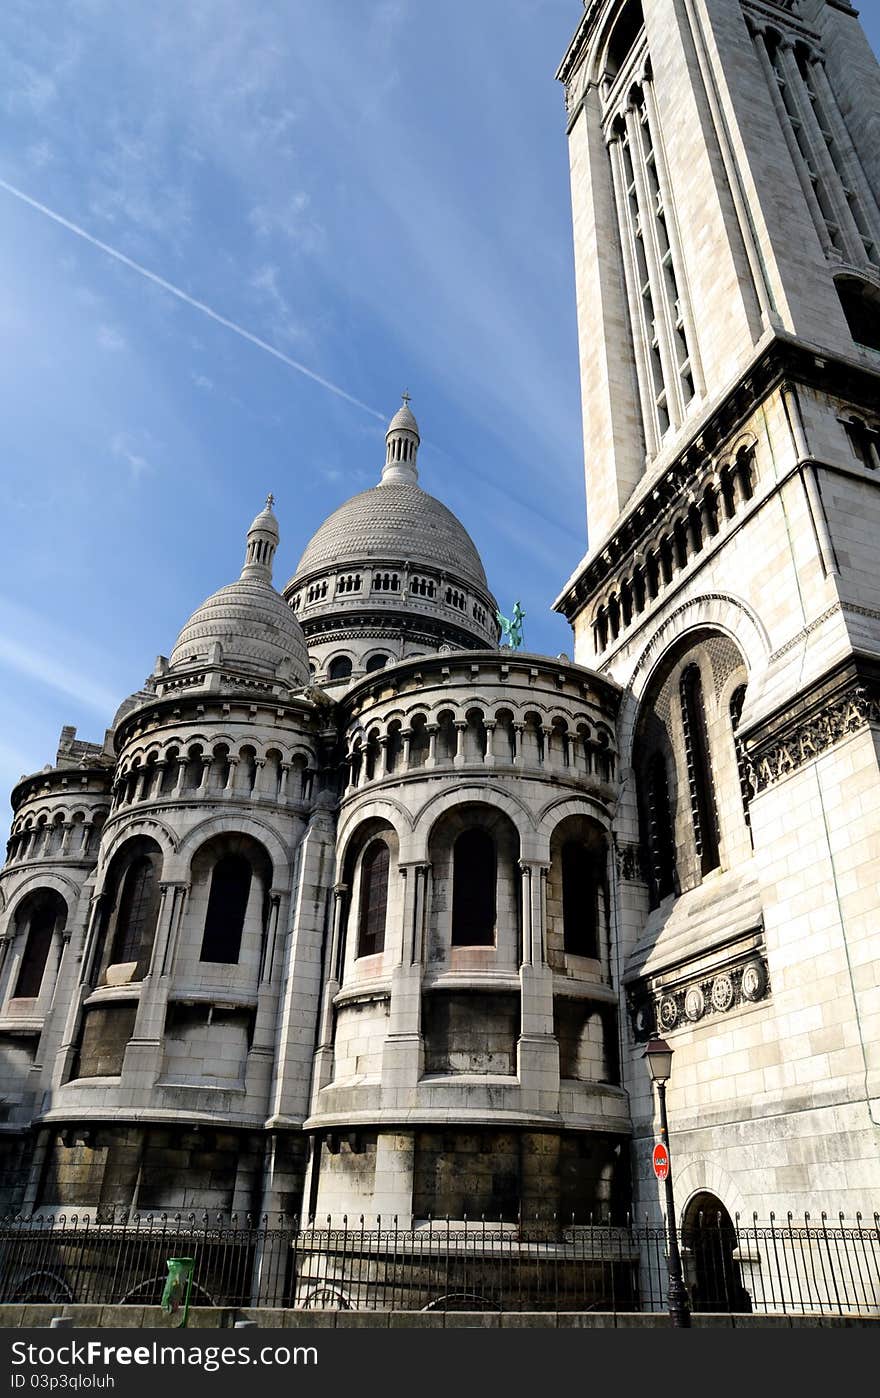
[339,649,623,724]
[11,767,113,813]
[627,933,769,1041]
[113,687,319,753]
[554,337,880,620]
[744,656,880,793]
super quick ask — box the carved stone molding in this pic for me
[628,950,770,1041]
[614,839,648,883]
[747,679,880,793]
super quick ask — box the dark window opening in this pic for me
[111,856,161,965]
[200,854,252,963]
[14,901,58,998]
[729,684,753,838]
[357,841,389,957]
[680,665,721,876]
[605,0,645,77]
[451,829,496,946]
[327,656,353,681]
[561,842,600,958]
[836,279,880,353]
[365,654,389,673]
[644,751,676,908]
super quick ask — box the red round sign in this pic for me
[652,1142,670,1181]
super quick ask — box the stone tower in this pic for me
[555,0,880,1228]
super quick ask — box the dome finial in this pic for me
[382,393,420,485]
[242,496,280,581]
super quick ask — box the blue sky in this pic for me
[0,1,878,832]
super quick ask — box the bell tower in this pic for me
[555,0,880,1222]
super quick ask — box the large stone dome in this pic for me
[291,481,488,590]
[169,498,310,685]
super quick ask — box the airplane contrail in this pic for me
[0,175,386,422]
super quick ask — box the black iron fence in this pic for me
[0,1212,877,1317]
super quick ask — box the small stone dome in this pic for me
[169,499,310,684]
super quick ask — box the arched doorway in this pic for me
[682,1192,751,1313]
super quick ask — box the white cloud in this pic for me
[192,372,214,391]
[111,430,153,480]
[0,629,119,717]
[97,323,126,351]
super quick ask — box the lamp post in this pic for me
[644,1037,691,1328]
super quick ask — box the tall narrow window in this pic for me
[451,829,496,946]
[111,856,161,965]
[357,841,389,957]
[607,82,696,448]
[729,685,752,837]
[14,900,58,998]
[644,752,676,906]
[200,854,252,963]
[679,665,720,875]
[561,842,600,958]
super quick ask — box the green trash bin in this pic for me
[161,1257,195,1328]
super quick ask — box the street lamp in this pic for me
[644,1037,691,1328]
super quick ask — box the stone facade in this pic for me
[0,0,878,1263]
[555,0,880,1231]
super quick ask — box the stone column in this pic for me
[752,27,831,255]
[809,55,880,239]
[778,40,863,263]
[483,720,497,767]
[252,757,266,796]
[151,762,166,799]
[224,755,239,794]
[312,883,348,1094]
[126,881,188,1087]
[513,722,524,768]
[425,724,439,770]
[453,721,467,767]
[383,862,429,1100]
[279,762,291,801]
[401,730,413,770]
[59,821,74,857]
[517,860,557,1105]
[174,756,188,797]
[260,893,282,983]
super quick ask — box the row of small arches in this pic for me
[6,808,109,866]
[593,447,757,653]
[289,574,495,625]
[110,744,313,812]
[345,708,616,787]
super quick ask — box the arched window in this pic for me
[451,829,496,945]
[200,854,252,963]
[836,278,880,353]
[561,842,600,958]
[679,665,720,875]
[645,751,676,907]
[365,653,389,673]
[729,685,752,836]
[111,856,161,965]
[14,896,63,998]
[327,656,353,681]
[357,841,389,957]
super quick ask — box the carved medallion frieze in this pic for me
[628,949,770,1041]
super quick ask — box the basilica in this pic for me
[1,0,879,1245]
